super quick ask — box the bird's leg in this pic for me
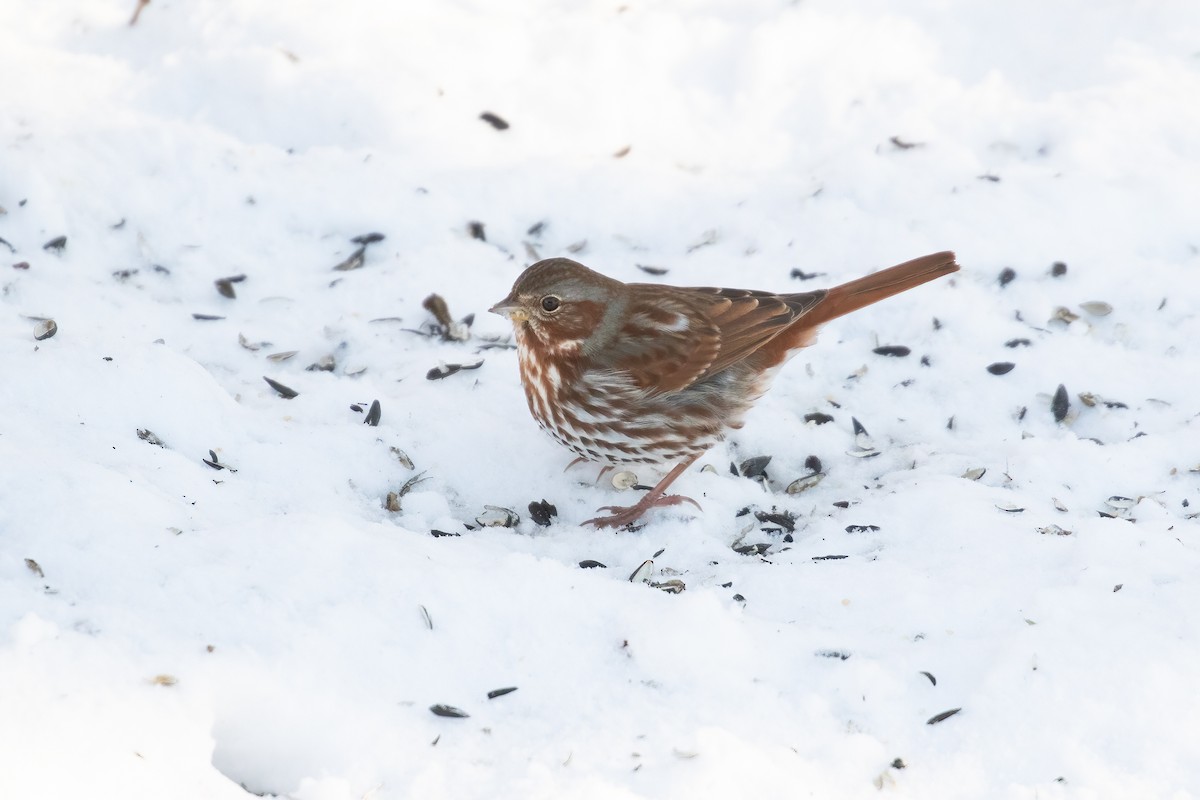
[584,454,702,529]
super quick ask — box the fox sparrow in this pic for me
[490,251,959,528]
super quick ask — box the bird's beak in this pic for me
[488,298,529,322]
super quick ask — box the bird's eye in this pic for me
[541,295,561,313]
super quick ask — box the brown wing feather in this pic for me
[600,289,723,394]
[686,287,826,378]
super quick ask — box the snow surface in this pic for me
[2,1,1199,798]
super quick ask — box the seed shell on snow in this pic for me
[527,499,558,526]
[1079,301,1113,316]
[609,470,639,490]
[578,560,607,569]
[1105,495,1136,510]
[426,361,483,380]
[487,687,518,700]
[845,524,880,533]
[33,319,58,340]
[475,505,519,528]
[1038,524,1072,536]
[192,313,225,321]
[43,235,67,252]
[962,467,987,481]
[995,503,1025,513]
[872,345,911,357]
[331,245,366,272]
[263,376,299,398]
[429,704,469,719]
[927,708,962,725]
[786,471,825,494]
[350,232,386,245]
[214,274,246,298]
[735,455,772,479]
[306,354,336,372]
[1051,384,1070,423]
[650,579,686,594]
[987,362,1016,375]
[363,399,382,426]
[137,429,165,447]
[25,558,44,578]
[389,446,414,470]
[628,560,654,583]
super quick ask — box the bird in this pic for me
[489,251,959,528]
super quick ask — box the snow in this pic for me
[2,1,1199,797]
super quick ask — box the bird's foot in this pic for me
[584,494,702,529]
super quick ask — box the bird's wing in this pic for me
[602,285,825,395]
[687,287,826,378]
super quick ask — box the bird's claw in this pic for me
[584,494,702,529]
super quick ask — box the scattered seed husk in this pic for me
[421,293,471,342]
[430,529,460,538]
[755,510,796,532]
[306,354,336,372]
[386,471,428,512]
[1050,306,1079,324]
[426,360,483,380]
[344,364,368,377]
[1106,495,1136,510]
[998,267,1016,287]
[635,264,668,276]
[265,350,298,363]
[331,245,366,271]
[360,399,382,426]
[0,236,14,252]
[1051,384,1070,422]
[1005,338,1032,348]
[920,671,937,686]
[1079,301,1112,316]
[816,650,850,660]
[651,579,686,594]
[214,274,246,298]
[33,319,58,340]
[263,376,298,398]
[786,472,825,494]
[1113,584,1123,593]
[804,412,834,425]
[351,232,385,245]
[608,470,638,490]
[527,499,557,527]
[889,135,923,150]
[1038,524,1072,536]
[846,448,881,459]
[466,220,487,241]
[1050,261,1068,277]
[390,446,414,469]
[613,145,632,158]
[202,449,236,472]
[476,505,519,527]
[152,674,178,687]
[43,235,67,252]
[479,111,509,130]
[238,333,267,351]
[566,239,587,254]
[430,704,469,718]
[845,524,881,533]
[629,559,654,583]
[12,261,30,270]
[926,708,961,725]
[487,687,518,699]
[192,313,225,321]
[791,268,825,280]
[137,429,165,447]
[873,345,911,357]
[736,455,772,479]
[579,559,607,569]
[733,543,771,556]
[987,362,1016,375]
[962,467,986,481]
[995,503,1025,513]
[813,554,848,561]
[418,605,433,629]
[1052,497,1068,512]
[526,220,546,237]
[25,558,43,578]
